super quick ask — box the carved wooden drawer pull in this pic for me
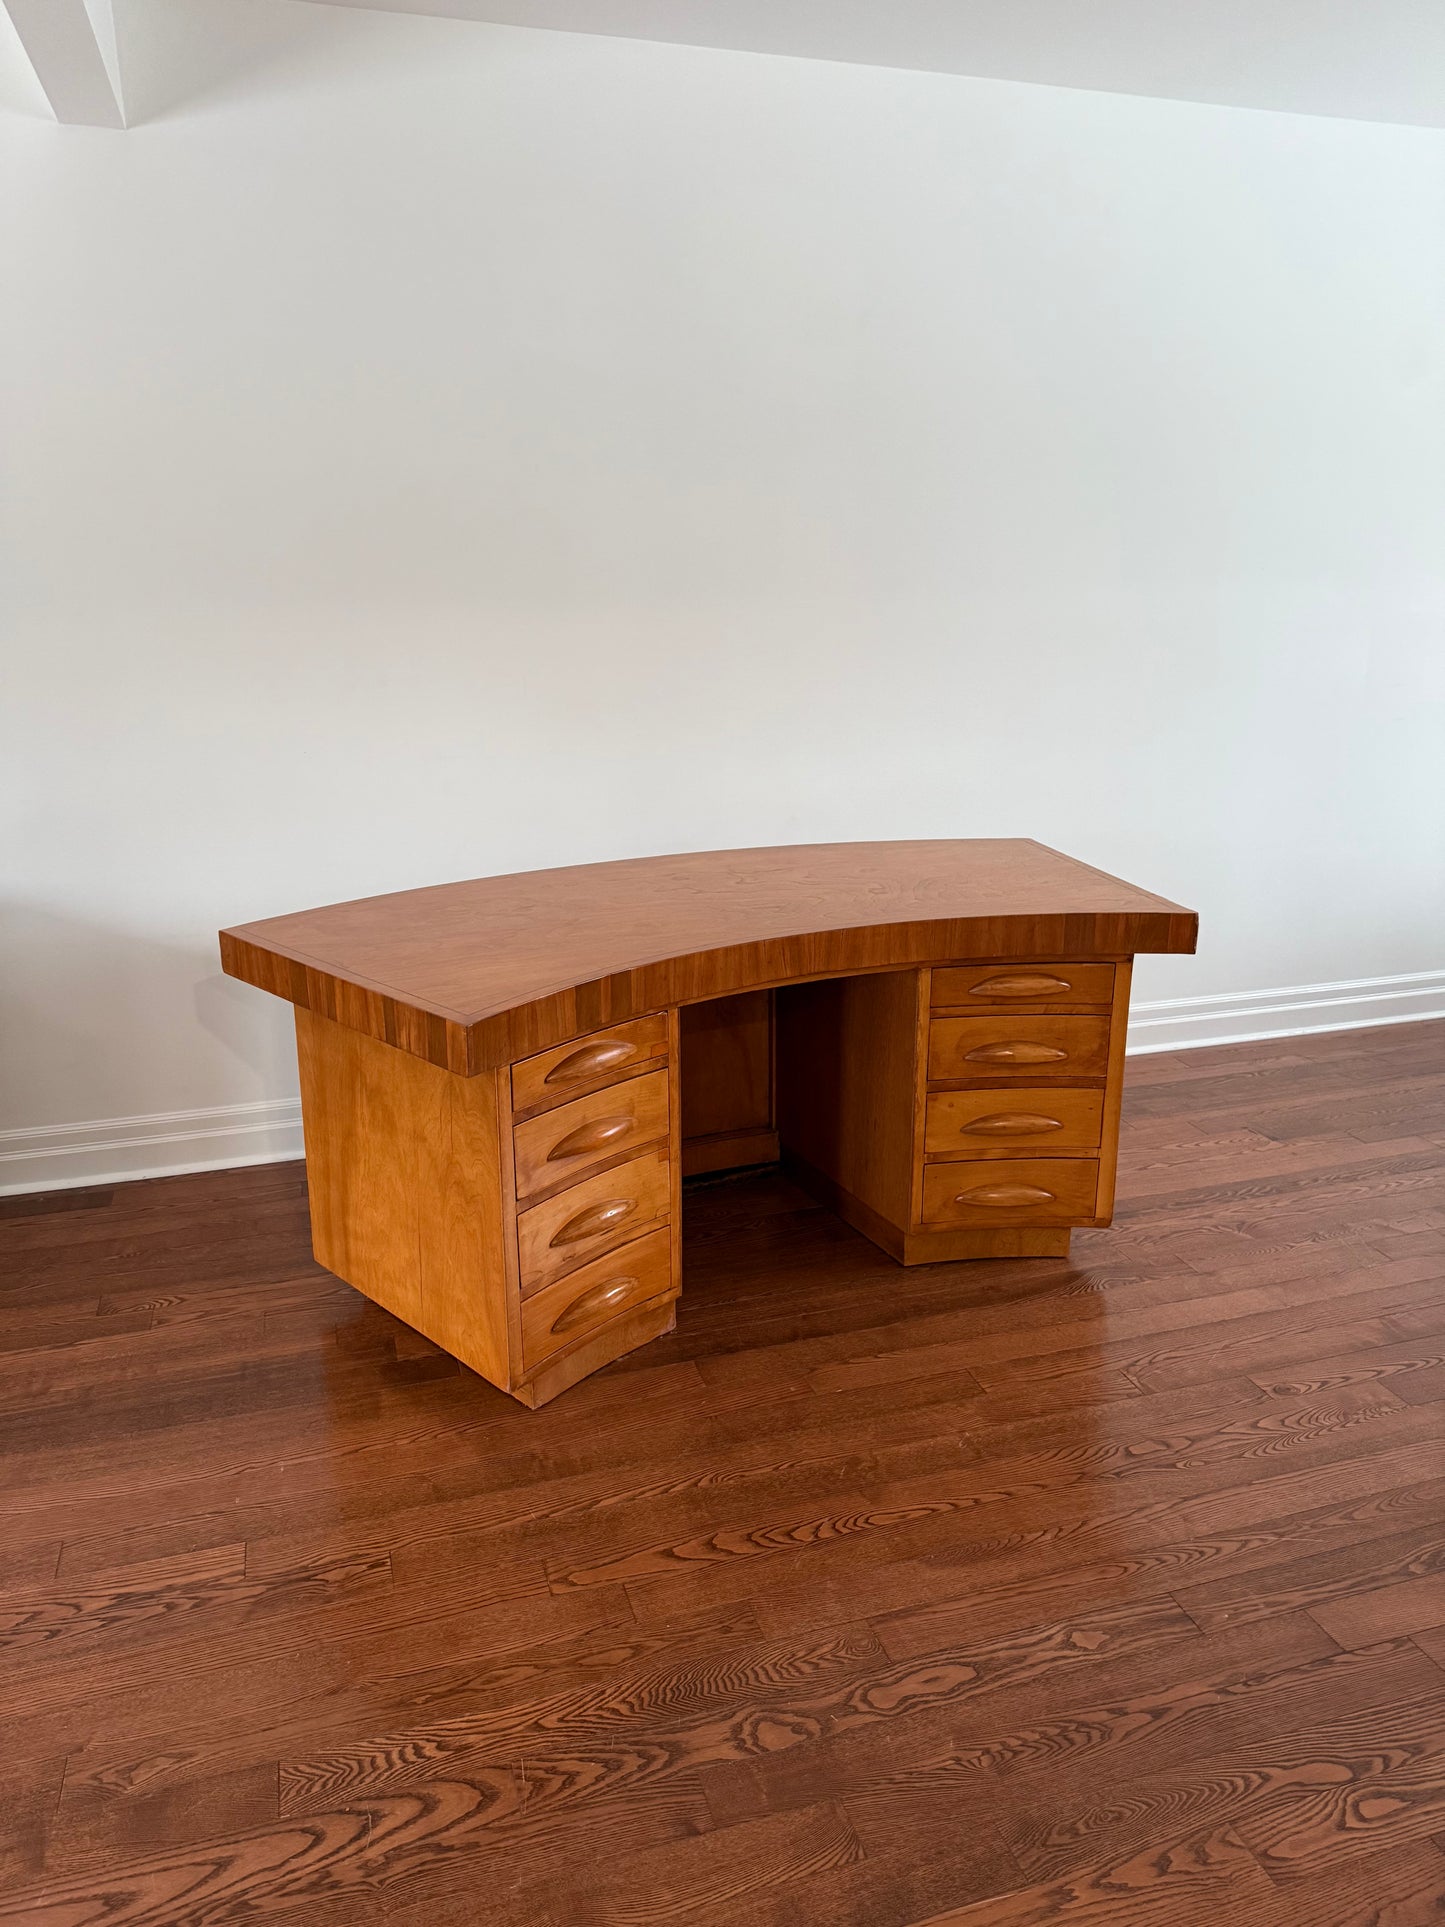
[962,1112,1064,1137]
[963,1040,1069,1065]
[546,1114,635,1162]
[551,1273,640,1335]
[549,1197,638,1247]
[968,974,1072,998]
[544,1039,638,1085]
[955,1182,1057,1207]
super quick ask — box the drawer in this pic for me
[928,1014,1110,1082]
[922,1158,1099,1227]
[514,1068,670,1201]
[512,1014,668,1117]
[924,1088,1104,1157]
[521,1226,675,1370]
[931,964,1115,1010]
[517,1148,671,1296]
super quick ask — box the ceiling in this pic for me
[6,0,1445,131]
[300,0,1445,130]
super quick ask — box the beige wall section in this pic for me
[2,1,1443,1191]
[296,1008,511,1388]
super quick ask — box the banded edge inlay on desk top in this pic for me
[219,838,1194,1075]
[221,840,1196,1406]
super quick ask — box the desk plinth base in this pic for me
[902,1227,1071,1262]
[510,1299,678,1409]
[782,1151,1071,1265]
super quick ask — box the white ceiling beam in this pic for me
[2,0,125,128]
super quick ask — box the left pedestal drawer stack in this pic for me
[508,1015,680,1386]
[295,1004,681,1410]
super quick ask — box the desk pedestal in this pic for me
[294,956,1132,1407]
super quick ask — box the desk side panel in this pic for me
[1089,958,1134,1225]
[775,969,922,1247]
[680,989,778,1176]
[295,1008,511,1388]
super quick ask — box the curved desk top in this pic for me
[220,838,1196,1077]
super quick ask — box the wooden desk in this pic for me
[221,840,1196,1407]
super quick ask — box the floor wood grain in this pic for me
[3,1019,1445,1924]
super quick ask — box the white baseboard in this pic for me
[3,970,1442,1196]
[1126,967,1445,1054]
[0,1098,304,1197]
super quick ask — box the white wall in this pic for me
[3,0,1443,1188]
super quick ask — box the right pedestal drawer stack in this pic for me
[918,959,1133,1250]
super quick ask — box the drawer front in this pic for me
[931,964,1115,1010]
[922,1158,1099,1227]
[924,1088,1104,1157]
[928,1014,1111,1082]
[514,1068,670,1201]
[512,1014,668,1117]
[517,1148,671,1296]
[521,1226,675,1370]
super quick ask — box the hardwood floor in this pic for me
[3,1019,1445,1925]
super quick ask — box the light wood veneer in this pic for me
[511,1014,668,1117]
[519,1226,675,1371]
[931,962,1117,1008]
[928,1012,1113,1082]
[225,842,1194,1405]
[221,839,1193,1075]
[516,1148,671,1296]
[512,1068,670,1203]
[923,1087,1105,1157]
[921,1156,1101,1227]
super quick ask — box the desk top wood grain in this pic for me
[220,839,1196,1076]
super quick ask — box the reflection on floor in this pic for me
[3,1019,1445,1924]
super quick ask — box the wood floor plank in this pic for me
[0,1754,66,1889]
[616,1619,1335,1841]
[59,1598,759,1818]
[1247,1330,1445,1402]
[276,1620,886,1813]
[964,1261,1445,1390]
[1221,1839,1445,1927]
[864,1478,1441,1663]
[704,1382,1419,1648]
[897,1630,1426,1792]
[906,1822,1277,1926]
[0,1778,524,1925]
[960,1685,1445,1909]
[562,1798,865,1924]
[267,1599,1199,1871]
[1309,1570,1445,1648]
[741,1446,1445,1644]
[371,1431,975,1601]
[46,1762,281,1880]
[0,1561,606,1735]
[1177,1516,1445,1640]
[1113,1134,1441,1201]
